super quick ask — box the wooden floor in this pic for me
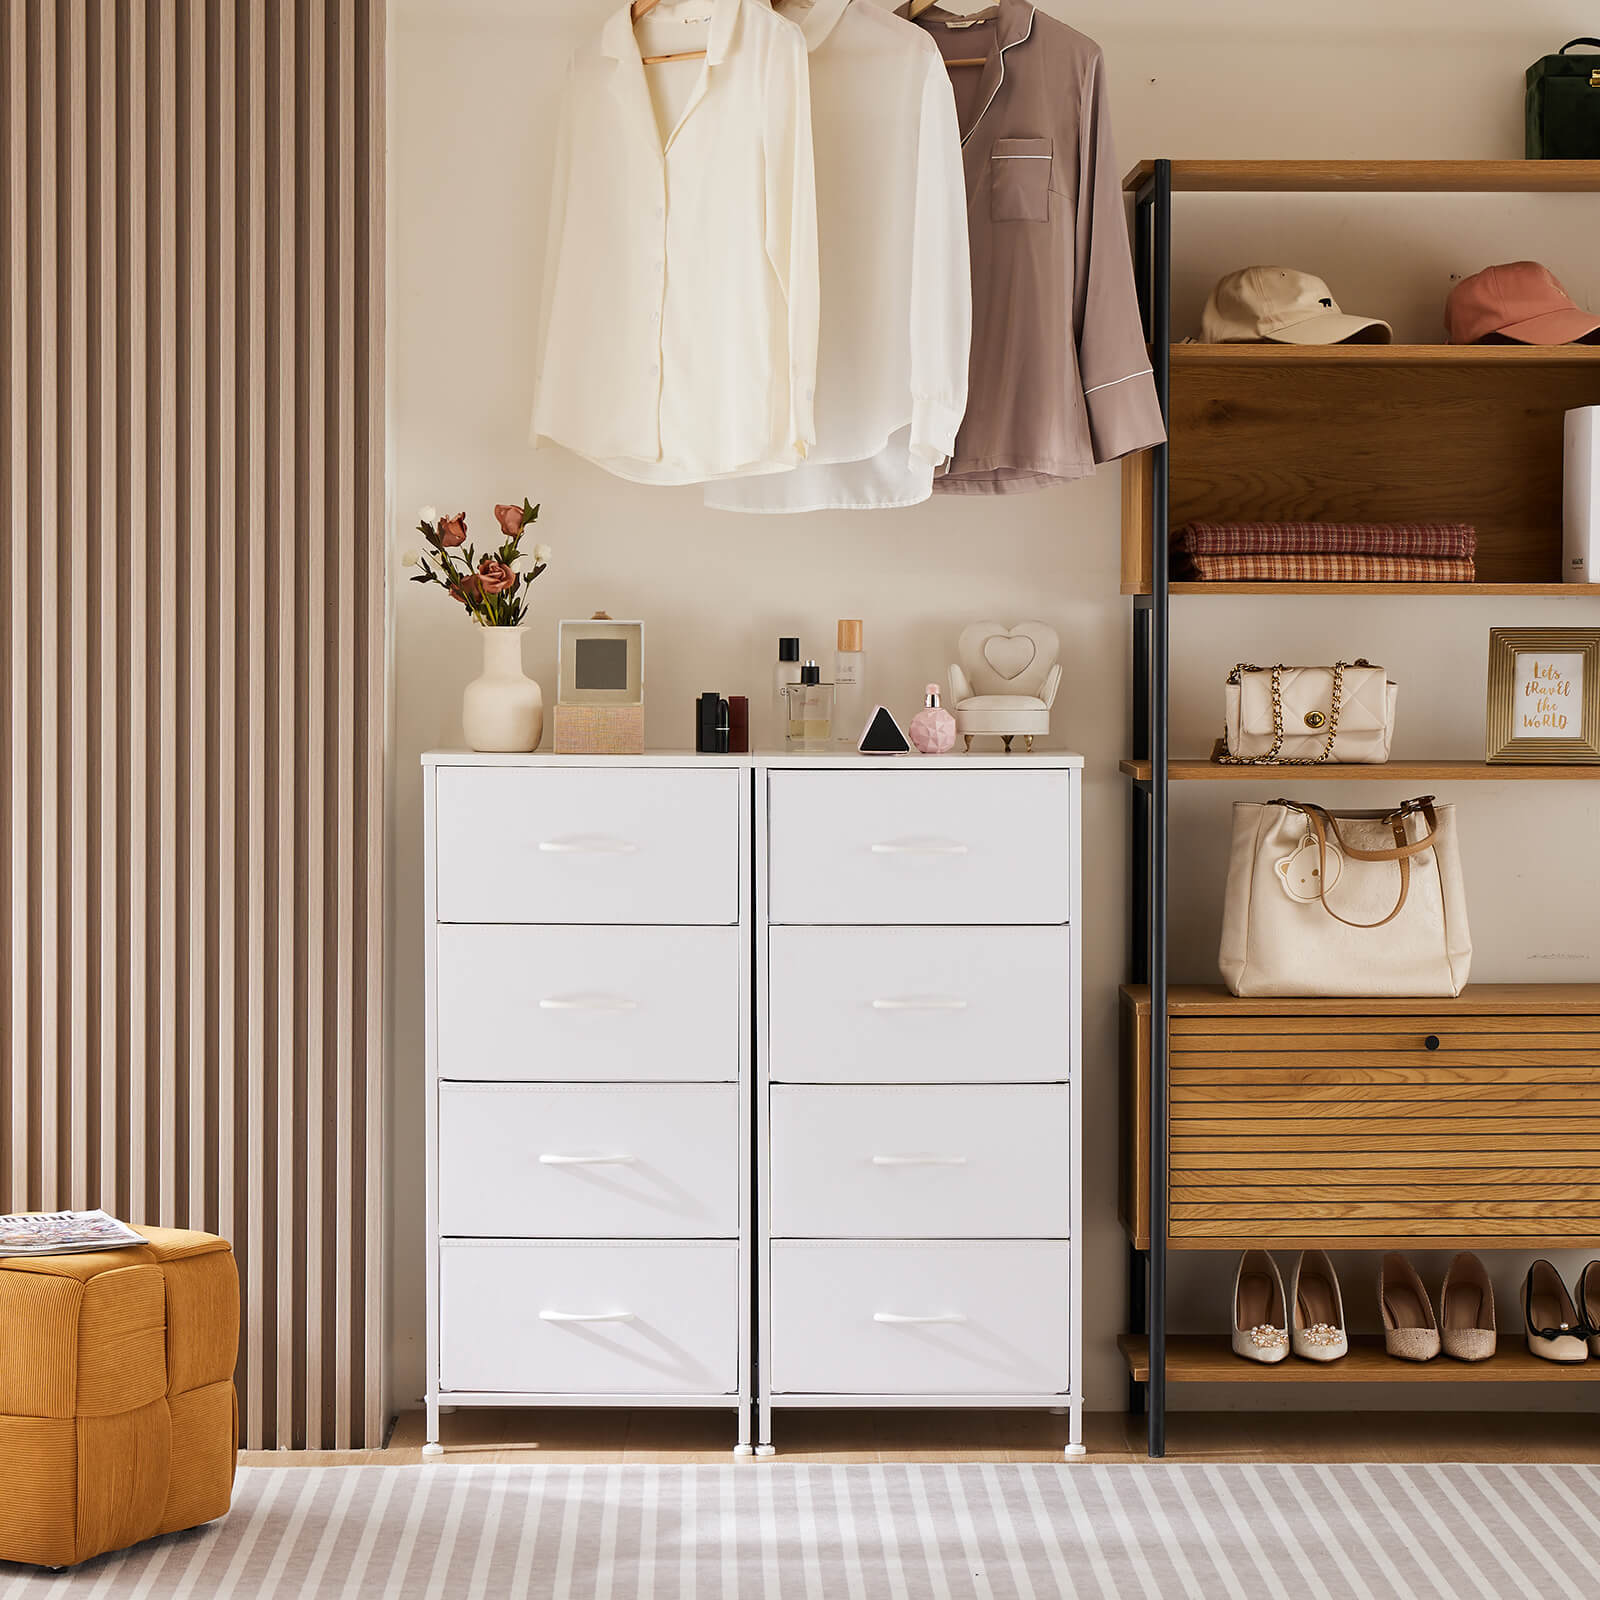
[239,1408,1600,1468]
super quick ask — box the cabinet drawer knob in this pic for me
[869,838,969,857]
[873,1311,968,1325]
[539,1152,637,1166]
[871,1153,969,1167]
[539,1309,635,1323]
[1424,1034,1441,1051]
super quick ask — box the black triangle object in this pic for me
[858,704,912,755]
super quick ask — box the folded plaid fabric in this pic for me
[1181,553,1477,582]
[1178,521,1477,559]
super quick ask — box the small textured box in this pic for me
[0,1226,239,1568]
[552,702,645,755]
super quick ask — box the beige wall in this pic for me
[390,0,1600,1418]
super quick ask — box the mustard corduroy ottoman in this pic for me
[0,1226,239,1568]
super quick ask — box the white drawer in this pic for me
[436,925,739,1083]
[769,1086,1068,1238]
[439,1084,739,1239]
[767,770,1070,925]
[439,1241,739,1395]
[768,1241,1069,1395]
[434,767,741,925]
[767,926,1069,1084]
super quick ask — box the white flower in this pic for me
[417,505,438,526]
[532,543,552,565]
[401,549,420,568]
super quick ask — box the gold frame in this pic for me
[1485,627,1600,763]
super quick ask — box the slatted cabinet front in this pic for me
[1166,1006,1600,1250]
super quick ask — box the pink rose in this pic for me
[449,573,484,607]
[494,503,524,537]
[477,556,516,595]
[437,512,468,548]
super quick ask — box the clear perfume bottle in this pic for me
[833,620,865,747]
[783,660,834,752]
[773,636,802,747]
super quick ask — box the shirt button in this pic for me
[654,204,664,220]
[650,310,660,324]
[648,363,659,377]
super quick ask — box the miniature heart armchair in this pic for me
[948,622,1061,751]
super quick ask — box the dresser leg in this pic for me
[1064,1397,1085,1457]
[423,1397,443,1457]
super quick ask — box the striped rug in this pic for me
[6,1462,1600,1598]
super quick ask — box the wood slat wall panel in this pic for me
[0,0,386,1451]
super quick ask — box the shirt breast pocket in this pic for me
[989,138,1053,222]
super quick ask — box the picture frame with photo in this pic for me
[1485,627,1600,763]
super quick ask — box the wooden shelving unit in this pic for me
[1118,157,1600,1457]
[1119,1336,1600,1385]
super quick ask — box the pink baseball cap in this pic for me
[1445,261,1600,345]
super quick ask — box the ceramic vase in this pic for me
[461,626,543,752]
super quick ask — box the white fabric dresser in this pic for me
[422,751,1082,1457]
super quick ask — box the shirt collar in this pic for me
[779,0,851,51]
[601,0,744,67]
[895,0,1032,51]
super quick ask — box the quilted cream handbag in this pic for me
[1220,661,1396,764]
[1219,796,1473,997]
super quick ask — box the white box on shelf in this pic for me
[1565,405,1597,584]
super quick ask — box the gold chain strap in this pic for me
[1216,661,1367,766]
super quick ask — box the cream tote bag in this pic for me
[1221,661,1397,764]
[1219,797,1472,997]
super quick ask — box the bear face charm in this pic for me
[1275,833,1343,904]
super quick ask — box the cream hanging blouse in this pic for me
[705,0,970,514]
[531,0,819,486]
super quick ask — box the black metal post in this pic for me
[1147,159,1172,1460]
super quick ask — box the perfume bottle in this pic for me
[773,636,802,746]
[833,620,865,746]
[783,661,834,752]
[909,683,958,754]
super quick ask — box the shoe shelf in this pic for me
[1118,1335,1600,1384]
[1120,759,1600,782]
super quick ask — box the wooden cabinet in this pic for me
[1122,985,1600,1252]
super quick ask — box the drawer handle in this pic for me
[539,1309,635,1323]
[538,836,640,855]
[873,1312,968,1325]
[870,838,969,857]
[538,995,639,1012]
[871,1153,969,1167]
[538,1152,637,1166]
[871,997,969,1012]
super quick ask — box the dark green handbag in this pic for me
[1526,38,1600,159]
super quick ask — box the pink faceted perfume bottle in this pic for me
[908,683,957,754]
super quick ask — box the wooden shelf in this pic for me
[1120,1334,1600,1384]
[1124,581,1600,596]
[1122,159,1600,194]
[1120,758,1599,782]
[1122,982,1600,1016]
[1172,342,1600,367]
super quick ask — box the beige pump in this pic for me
[1380,1253,1440,1362]
[1440,1252,1496,1362]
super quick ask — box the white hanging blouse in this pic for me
[705,0,970,514]
[531,0,819,485]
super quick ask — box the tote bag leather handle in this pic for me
[1559,38,1600,51]
[1295,798,1439,931]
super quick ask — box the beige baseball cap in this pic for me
[1201,266,1393,345]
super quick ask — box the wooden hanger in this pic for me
[632,0,708,65]
[907,0,987,68]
